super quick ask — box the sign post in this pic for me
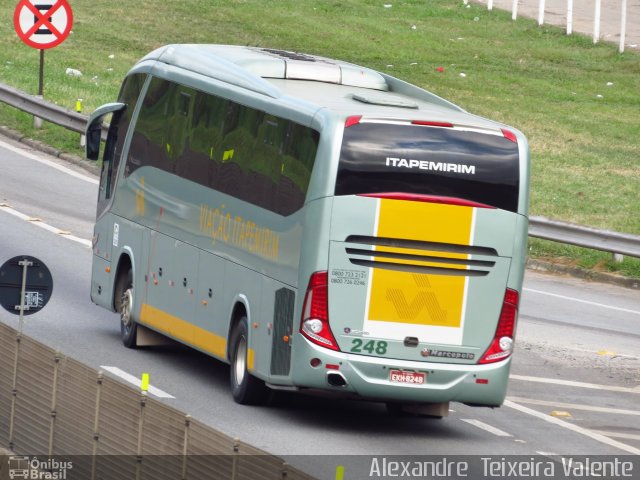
[13,0,73,115]
[0,255,54,328]
[0,255,54,450]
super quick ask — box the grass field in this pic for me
[1,0,639,276]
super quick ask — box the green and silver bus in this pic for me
[87,45,529,415]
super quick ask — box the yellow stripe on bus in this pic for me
[140,304,227,358]
[247,347,255,372]
[367,200,473,328]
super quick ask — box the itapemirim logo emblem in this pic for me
[8,456,72,480]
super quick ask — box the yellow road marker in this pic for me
[335,465,345,480]
[550,410,572,418]
[597,349,617,357]
[141,373,150,392]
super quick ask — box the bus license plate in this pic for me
[389,370,425,384]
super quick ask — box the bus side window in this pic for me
[120,78,319,218]
[218,104,262,200]
[100,111,122,202]
[126,78,175,177]
[277,124,319,215]
[96,73,145,218]
[180,92,225,187]
[246,114,283,211]
[165,87,194,167]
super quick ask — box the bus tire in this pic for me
[119,269,138,348]
[229,317,268,405]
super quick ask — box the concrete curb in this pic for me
[527,259,640,290]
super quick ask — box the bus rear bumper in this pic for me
[290,337,511,407]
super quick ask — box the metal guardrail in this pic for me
[0,82,109,138]
[529,216,640,259]
[1,82,640,260]
[0,82,86,134]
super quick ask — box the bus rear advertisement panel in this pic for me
[86,44,529,415]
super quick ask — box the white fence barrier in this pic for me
[474,0,639,53]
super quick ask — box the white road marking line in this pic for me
[507,396,640,416]
[0,204,91,248]
[536,451,559,456]
[523,287,640,316]
[504,400,640,455]
[510,374,640,394]
[100,366,175,399]
[591,430,640,441]
[460,419,512,437]
[0,138,98,185]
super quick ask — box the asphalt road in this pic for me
[1,137,639,479]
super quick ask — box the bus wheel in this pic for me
[229,317,268,405]
[119,269,138,348]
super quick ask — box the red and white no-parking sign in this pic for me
[13,0,73,50]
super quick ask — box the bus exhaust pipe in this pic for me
[327,371,348,388]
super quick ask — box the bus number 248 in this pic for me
[350,339,388,355]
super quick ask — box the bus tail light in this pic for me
[358,192,495,209]
[345,116,362,128]
[479,289,519,364]
[300,271,340,351]
[411,120,454,128]
[501,128,518,143]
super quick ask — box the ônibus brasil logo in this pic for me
[8,456,72,480]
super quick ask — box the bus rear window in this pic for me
[336,123,520,212]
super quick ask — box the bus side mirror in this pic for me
[86,121,102,161]
[85,102,127,161]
